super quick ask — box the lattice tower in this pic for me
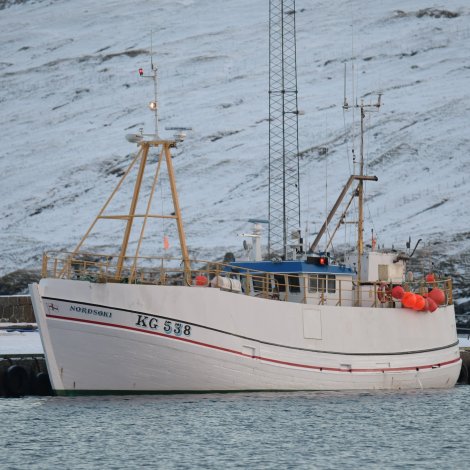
[268,0,300,258]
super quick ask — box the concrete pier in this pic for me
[0,355,51,397]
[1,295,50,396]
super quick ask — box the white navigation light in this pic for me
[149,101,157,110]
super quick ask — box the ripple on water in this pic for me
[1,387,469,469]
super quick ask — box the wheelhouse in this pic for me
[225,259,354,305]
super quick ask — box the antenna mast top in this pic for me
[138,31,159,139]
[343,93,382,178]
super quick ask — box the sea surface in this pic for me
[2,387,470,469]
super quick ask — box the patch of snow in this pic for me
[458,336,470,348]
[0,329,44,354]
[1,0,470,274]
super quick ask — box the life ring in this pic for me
[377,283,391,303]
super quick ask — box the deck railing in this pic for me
[41,251,453,308]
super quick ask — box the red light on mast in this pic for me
[138,68,144,76]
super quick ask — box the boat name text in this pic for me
[70,305,112,318]
[135,314,191,336]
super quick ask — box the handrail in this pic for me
[41,251,454,309]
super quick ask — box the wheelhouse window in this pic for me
[273,274,286,292]
[288,275,300,293]
[309,274,336,294]
[273,275,301,293]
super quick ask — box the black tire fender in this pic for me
[32,371,53,396]
[5,365,29,397]
[457,363,469,384]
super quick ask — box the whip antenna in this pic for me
[138,31,159,139]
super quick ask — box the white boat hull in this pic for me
[30,279,461,395]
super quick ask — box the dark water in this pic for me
[2,387,470,469]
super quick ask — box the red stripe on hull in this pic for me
[45,313,461,373]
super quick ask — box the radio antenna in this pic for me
[150,30,154,70]
[138,31,159,138]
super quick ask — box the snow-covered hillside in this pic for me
[1,0,470,294]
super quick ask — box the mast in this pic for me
[268,0,300,259]
[308,88,382,305]
[357,104,365,291]
[115,143,150,277]
[344,95,382,303]
[150,32,159,139]
[69,45,191,282]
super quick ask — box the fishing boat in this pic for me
[30,27,460,397]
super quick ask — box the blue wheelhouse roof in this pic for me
[226,260,353,276]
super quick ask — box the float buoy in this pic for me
[194,275,209,286]
[426,297,438,312]
[391,285,405,300]
[425,273,436,283]
[402,292,417,309]
[428,288,445,306]
[413,294,426,311]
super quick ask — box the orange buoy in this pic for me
[413,294,426,311]
[425,273,436,283]
[402,292,417,309]
[426,297,438,312]
[195,275,208,286]
[423,298,430,311]
[428,288,445,305]
[391,285,405,300]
